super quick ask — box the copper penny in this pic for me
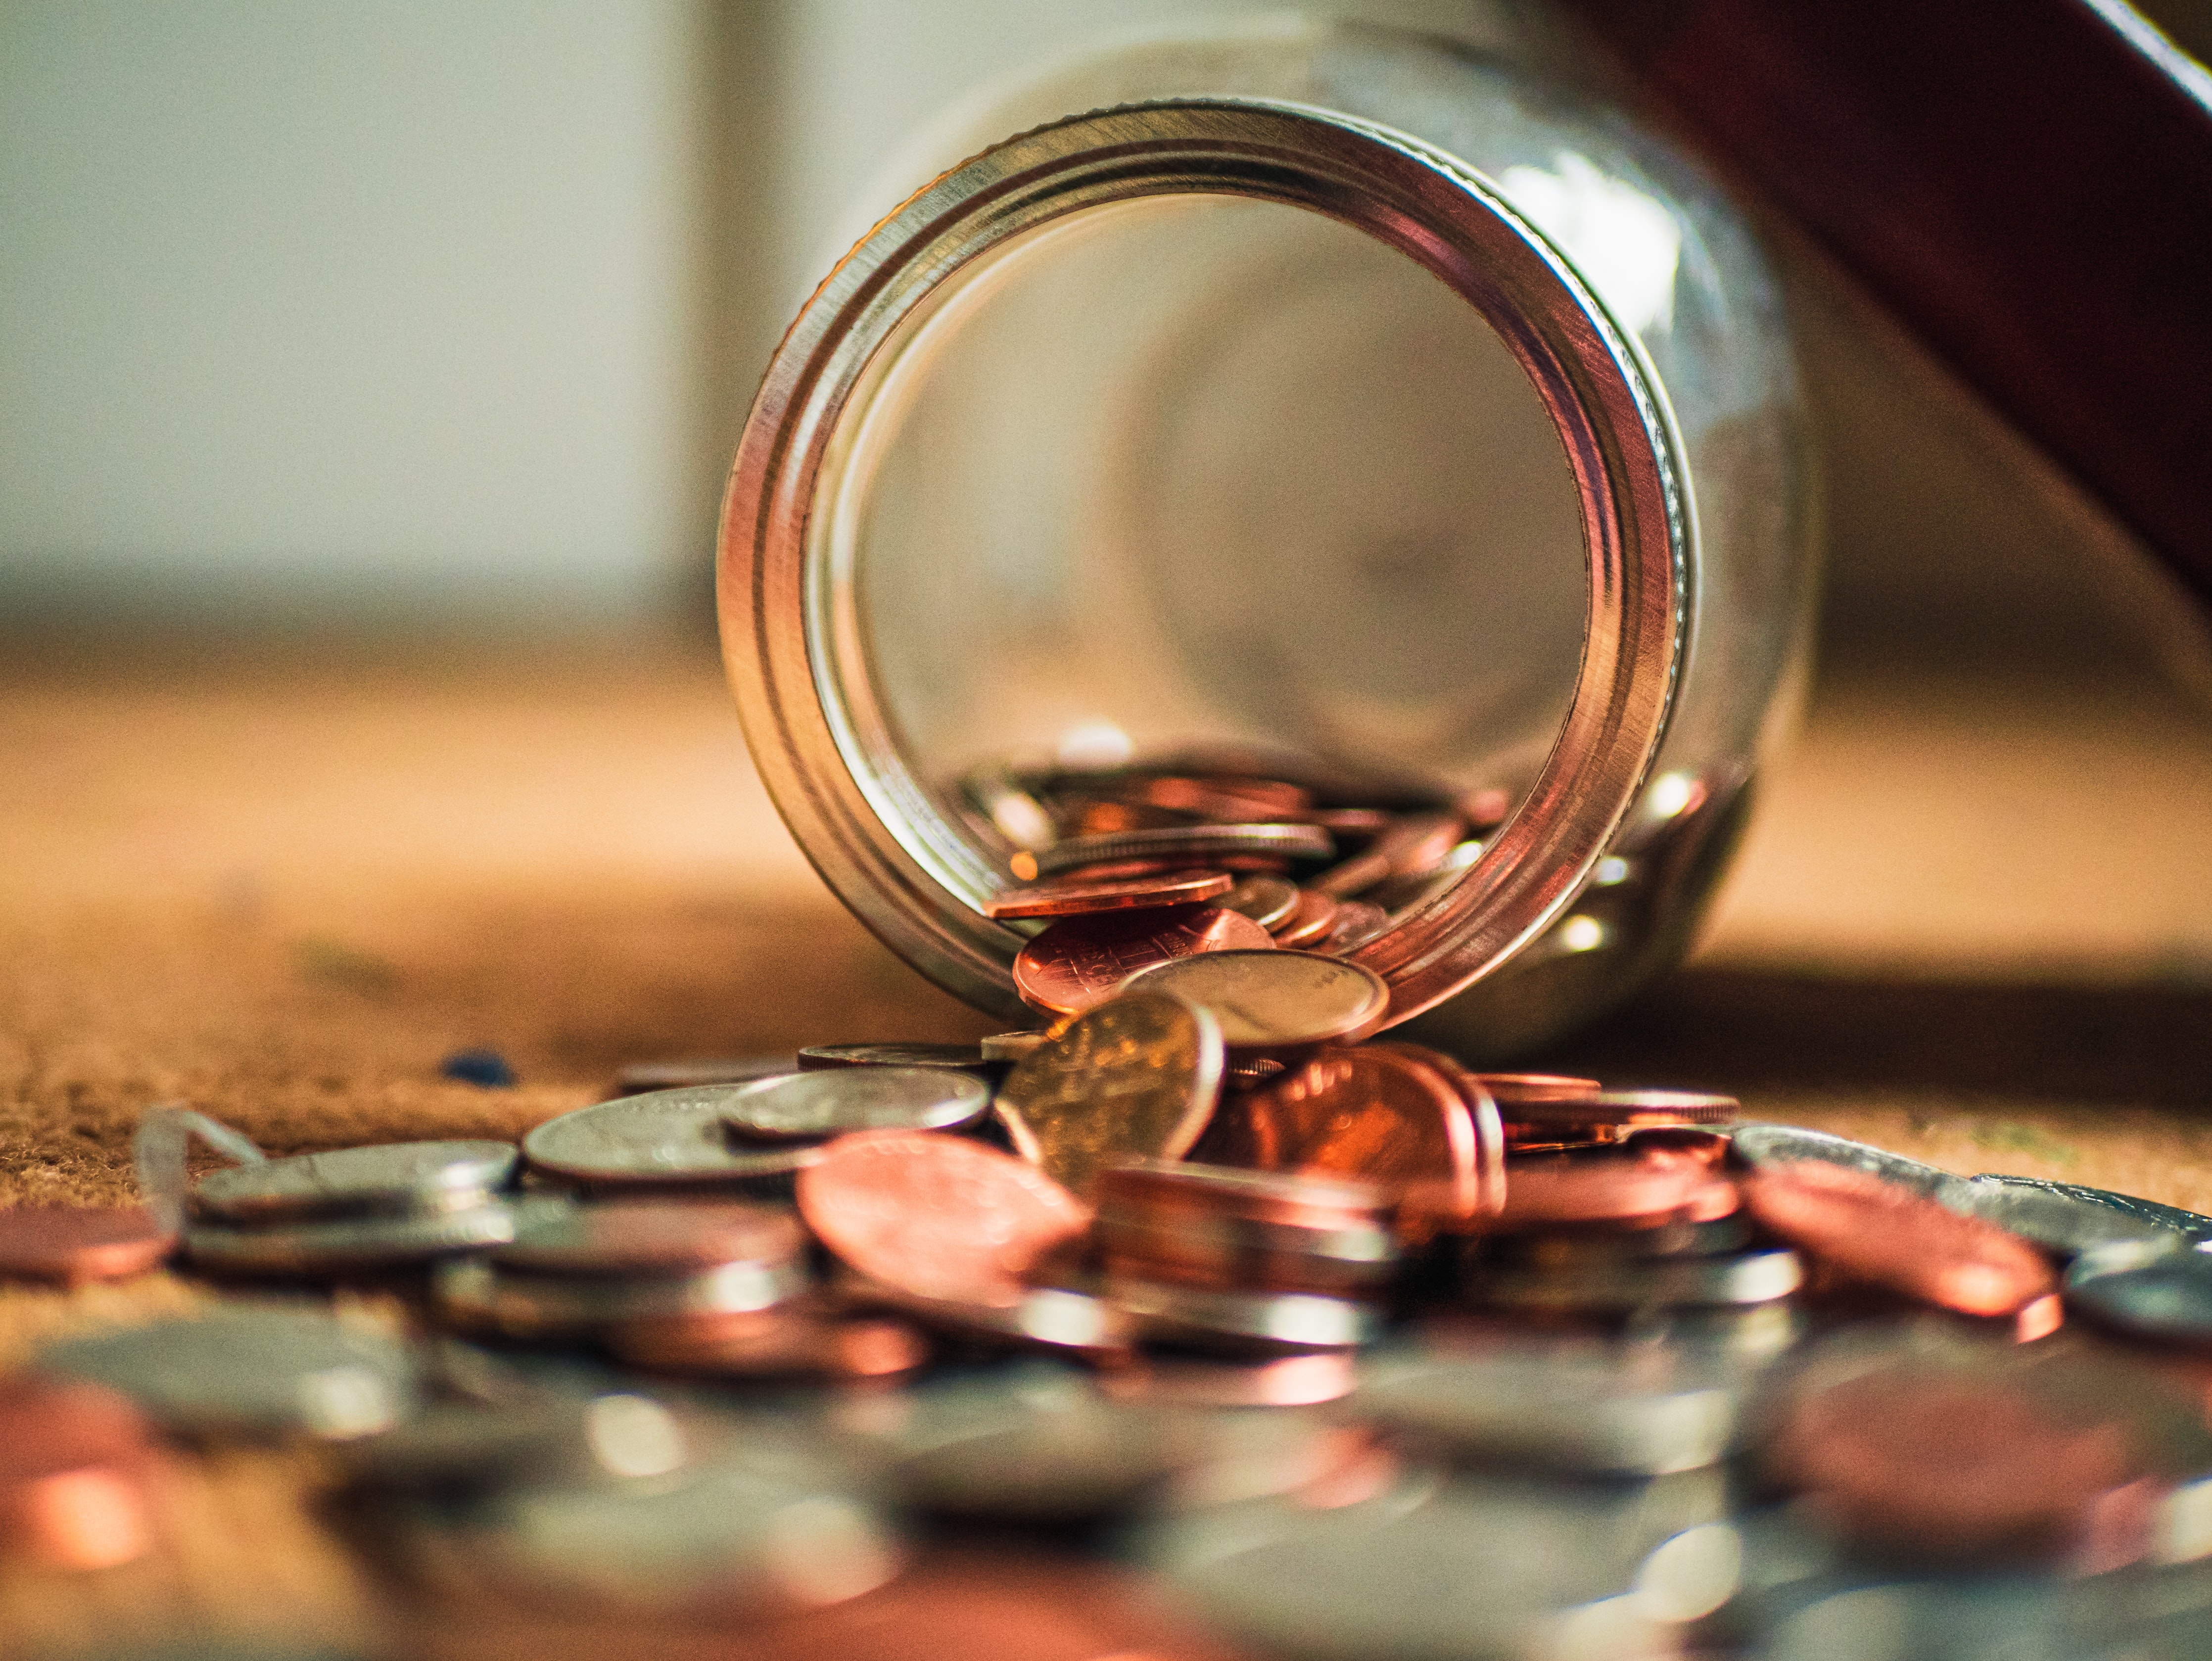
[491,1198,803,1277]
[1271,889,1339,948]
[1319,899,1389,954]
[0,1206,175,1285]
[1122,774,1314,820]
[985,868,1234,919]
[1742,1159,2056,1316]
[797,1130,1091,1307]
[0,1378,156,1571]
[1013,903,1273,1017]
[993,992,1224,1197]
[1472,1073,1604,1103]
[1217,874,1300,932]
[1498,1089,1740,1136]
[1310,811,1463,898]
[1480,1149,1741,1233]
[1238,1045,1479,1213]
[1765,1366,2137,1563]
[1393,1045,1507,1220]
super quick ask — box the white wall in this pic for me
[0,1,701,622]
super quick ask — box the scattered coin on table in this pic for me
[721,1065,991,1141]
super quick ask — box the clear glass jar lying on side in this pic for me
[718,17,1816,1060]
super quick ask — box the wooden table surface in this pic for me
[2,627,2209,1657]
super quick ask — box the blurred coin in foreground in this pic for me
[0,1205,175,1285]
[2065,1238,2212,1346]
[38,1309,419,1440]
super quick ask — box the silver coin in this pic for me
[1942,1175,2185,1257]
[1971,1173,2212,1245]
[2064,1237,2212,1344]
[190,1139,517,1223]
[335,1399,593,1491]
[1357,1344,1741,1475]
[184,1200,518,1274]
[836,1272,1134,1361]
[796,1043,995,1073]
[522,1089,827,1186]
[1728,1124,1969,1200]
[1108,1276,1380,1353]
[1219,875,1301,932]
[443,1458,901,1613]
[38,1308,419,1439]
[979,1030,1050,1063]
[1116,949,1390,1048]
[614,1056,794,1097]
[720,1066,991,1142]
[1099,1351,1359,1409]
[433,1255,808,1340]
[877,1397,1193,1521]
[1495,1211,1756,1269]
[1140,1475,1700,1661]
[490,1195,804,1277]
[1032,822,1334,877]
[1468,1246,1804,1315]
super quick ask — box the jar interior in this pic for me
[830,193,1587,875]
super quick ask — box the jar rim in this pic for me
[719,96,1687,1028]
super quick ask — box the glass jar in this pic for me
[717,15,1815,1060]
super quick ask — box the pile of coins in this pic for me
[961,759,1506,1017]
[10,968,2212,1659]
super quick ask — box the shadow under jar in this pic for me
[718,18,1815,1060]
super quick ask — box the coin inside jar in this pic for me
[1012,903,1275,1018]
[1117,949,1390,1051]
[797,1129,1091,1307]
[190,1139,518,1223]
[1271,889,1340,948]
[1029,822,1333,879]
[0,1205,176,1285]
[720,1066,992,1141]
[1217,874,1300,932]
[993,992,1224,1197]
[984,868,1235,918]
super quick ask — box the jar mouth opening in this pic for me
[722,98,1687,1029]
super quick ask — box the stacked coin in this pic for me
[1461,1133,1806,1320]
[183,1140,521,1274]
[521,1068,991,1193]
[432,1195,813,1350]
[1096,1160,1395,1354]
[968,757,1502,1019]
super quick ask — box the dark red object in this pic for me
[1565,0,2212,605]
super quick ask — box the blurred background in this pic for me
[3,0,2206,664]
[3,0,2211,1064]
